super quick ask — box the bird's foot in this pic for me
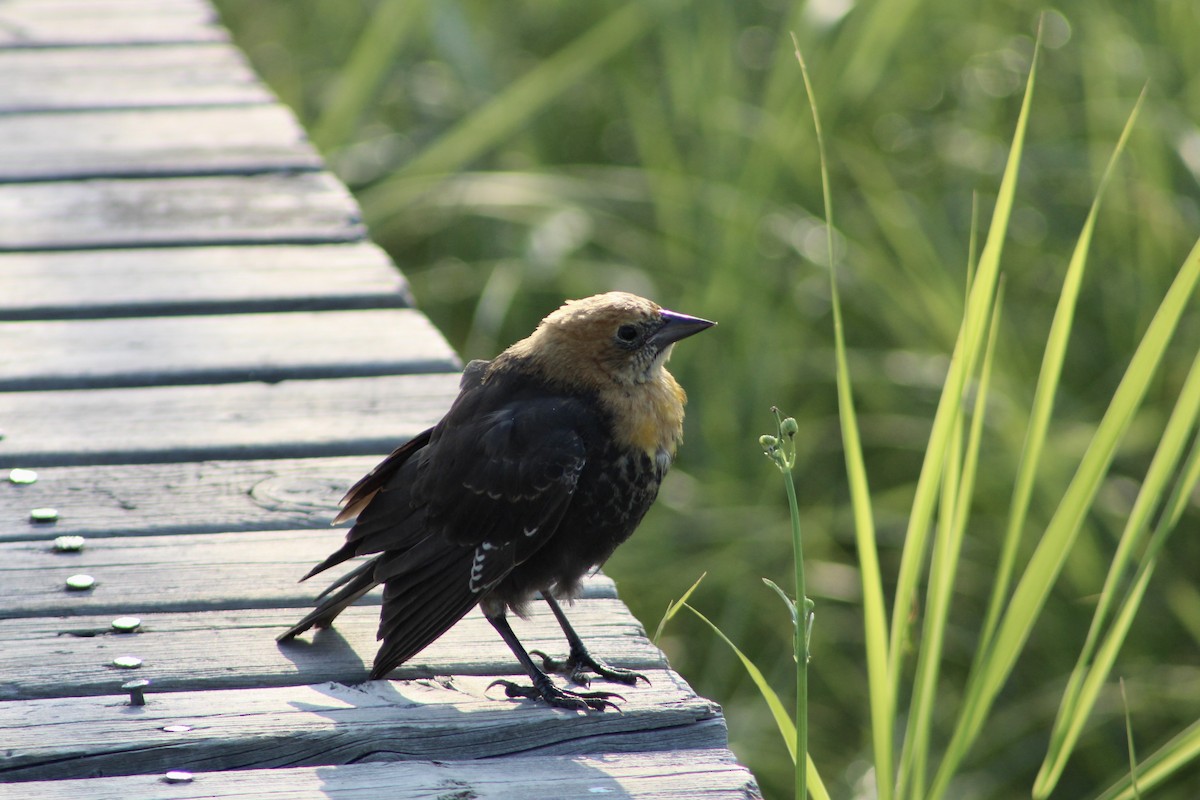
[487,677,624,712]
[528,648,650,688]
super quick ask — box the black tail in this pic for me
[276,558,379,642]
[367,544,482,679]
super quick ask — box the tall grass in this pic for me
[217,1,1200,795]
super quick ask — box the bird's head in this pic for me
[504,292,715,388]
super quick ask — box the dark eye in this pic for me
[616,324,640,343]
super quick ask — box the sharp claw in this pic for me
[618,669,651,687]
[589,696,622,713]
[531,648,647,688]
[485,678,625,712]
[527,649,558,671]
[486,679,527,699]
[578,659,647,687]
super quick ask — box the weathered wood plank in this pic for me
[0,373,461,468]
[0,601,659,700]
[0,44,269,113]
[0,243,410,322]
[0,528,617,618]
[0,0,224,48]
[0,748,761,799]
[0,456,379,542]
[0,671,724,782]
[0,173,363,251]
[0,309,459,391]
[0,106,320,183]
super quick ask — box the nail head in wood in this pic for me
[121,678,150,706]
[65,573,95,591]
[54,535,86,552]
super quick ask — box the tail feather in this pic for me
[313,558,375,601]
[369,551,482,679]
[277,556,381,642]
[334,428,433,525]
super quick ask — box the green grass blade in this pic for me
[900,284,1004,799]
[977,86,1146,661]
[931,233,1200,799]
[836,142,964,342]
[311,0,425,152]
[652,572,706,645]
[793,37,891,799]
[805,752,832,800]
[1034,347,1200,796]
[361,0,690,224]
[683,603,830,800]
[1120,679,1142,800]
[830,0,929,105]
[684,602,796,759]
[888,27,1041,776]
[1094,718,1200,800]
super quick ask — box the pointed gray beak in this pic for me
[652,309,716,346]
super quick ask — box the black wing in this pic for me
[368,379,593,677]
[279,361,488,641]
[284,362,595,675]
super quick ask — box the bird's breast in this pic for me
[599,372,688,460]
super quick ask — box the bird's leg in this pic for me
[527,595,649,688]
[484,607,624,712]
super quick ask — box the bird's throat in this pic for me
[602,372,687,460]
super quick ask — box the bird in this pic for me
[278,291,714,711]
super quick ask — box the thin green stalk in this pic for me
[786,462,807,800]
[760,409,808,800]
[683,602,831,800]
[785,438,807,800]
[792,36,891,800]
[1095,707,1200,798]
[1120,679,1142,800]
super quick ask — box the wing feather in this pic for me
[294,365,598,675]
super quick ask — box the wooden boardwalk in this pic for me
[0,2,759,798]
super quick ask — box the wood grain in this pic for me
[0,748,761,800]
[0,528,617,619]
[0,1,750,794]
[0,373,462,468]
[0,44,270,113]
[0,243,410,322]
[0,173,364,251]
[0,0,225,48]
[0,671,725,781]
[0,600,658,700]
[0,309,459,391]
[0,106,320,183]
[0,456,380,542]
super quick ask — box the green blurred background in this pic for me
[213,1,1200,796]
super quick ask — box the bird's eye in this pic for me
[616,324,640,343]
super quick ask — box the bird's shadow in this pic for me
[311,757,640,799]
[275,626,370,684]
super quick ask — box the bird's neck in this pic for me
[597,371,687,461]
[489,343,688,460]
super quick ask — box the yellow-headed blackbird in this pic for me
[279,292,714,711]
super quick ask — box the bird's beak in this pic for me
[652,309,716,346]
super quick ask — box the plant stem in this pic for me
[768,407,809,800]
[784,463,808,800]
